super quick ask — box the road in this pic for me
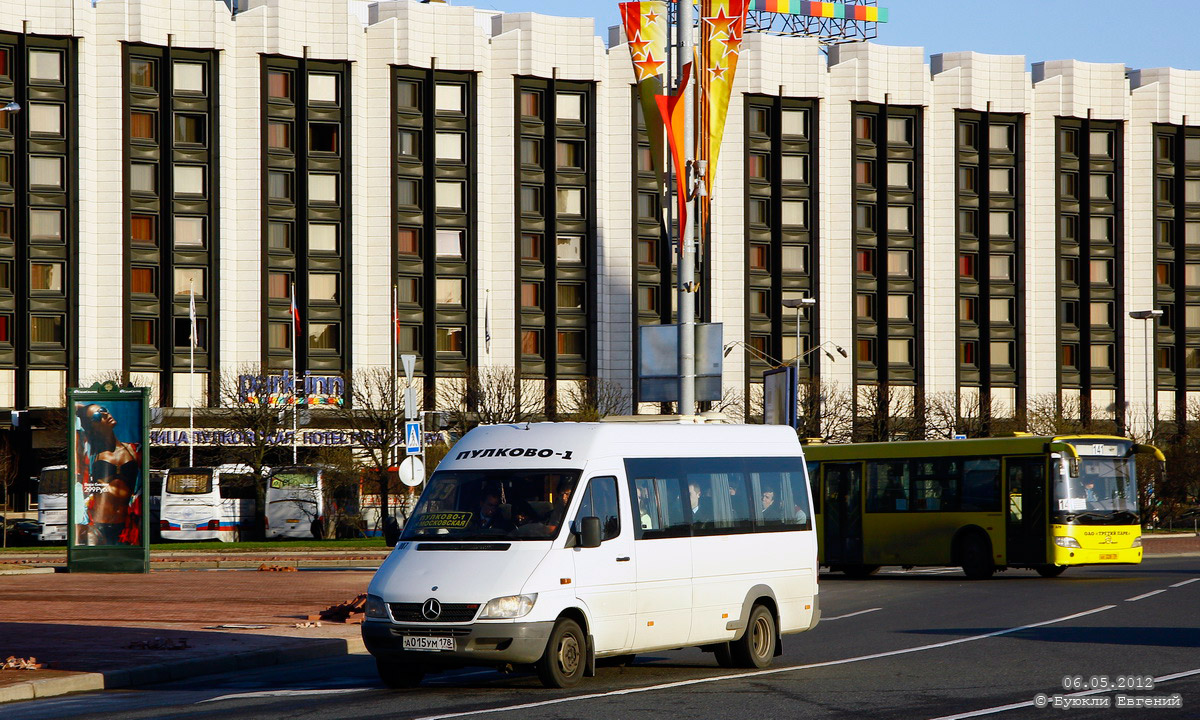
[7,556,1199,720]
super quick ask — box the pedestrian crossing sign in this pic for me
[405,421,422,455]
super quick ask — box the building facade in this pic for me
[1,0,1199,454]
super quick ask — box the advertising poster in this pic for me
[72,398,145,547]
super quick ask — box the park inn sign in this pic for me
[237,370,345,406]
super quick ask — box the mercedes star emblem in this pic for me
[421,598,442,620]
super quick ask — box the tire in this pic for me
[376,659,424,689]
[842,564,882,578]
[536,618,586,688]
[1036,564,1067,578]
[730,605,776,669]
[713,642,735,668]
[960,534,996,580]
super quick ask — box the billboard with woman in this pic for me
[67,384,150,572]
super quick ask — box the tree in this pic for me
[331,366,405,532]
[555,377,632,421]
[853,384,923,442]
[436,366,543,433]
[796,377,855,443]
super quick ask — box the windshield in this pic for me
[270,470,319,489]
[166,470,213,495]
[39,469,69,495]
[1054,442,1138,524]
[401,469,580,541]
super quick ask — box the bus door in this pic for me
[823,463,863,565]
[1005,457,1047,565]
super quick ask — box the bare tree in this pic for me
[213,364,295,477]
[331,366,405,532]
[797,378,855,443]
[436,366,543,433]
[0,434,19,548]
[853,384,923,442]
[1025,392,1088,437]
[556,377,632,421]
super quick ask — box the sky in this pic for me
[469,0,1200,72]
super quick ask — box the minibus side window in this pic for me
[682,458,753,535]
[573,477,620,541]
[745,457,810,530]
[625,458,689,540]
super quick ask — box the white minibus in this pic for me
[160,464,261,541]
[265,466,325,539]
[362,422,820,689]
[36,465,69,542]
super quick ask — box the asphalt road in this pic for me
[8,556,1200,720]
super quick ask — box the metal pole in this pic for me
[678,0,696,416]
[189,280,195,467]
[1145,319,1152,434]
[292,283,298,465]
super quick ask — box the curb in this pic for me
[0,635,367,705]
[0,567,55,576]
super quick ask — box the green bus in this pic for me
[803,435,1163,579]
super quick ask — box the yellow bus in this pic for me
[803,435,1163,579]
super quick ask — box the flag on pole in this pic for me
[699,0,750,196]
[188,282,199,348]
[484,290,492,354]
[290,283,301,337]
[656,60,692,244]
[619,1,670,192]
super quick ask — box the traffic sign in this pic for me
[405,420,422,455]
[398,456,425,487]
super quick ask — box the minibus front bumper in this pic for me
[362,619,555,666]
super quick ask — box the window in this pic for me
[309,173,338,203]
[1187,137,1200,163]
[397,228,419,257]
[267,171,291,201]
[521,233,542,262]
[1061,214,1078,242]
[310,123,340,154]
[781,155,806,182]
[557,282,585,311]
[1188,222,1200,246]
[1061,172,1079,199]
[855,204,875,232]
[520,138,541,166]
[175,217,205,247]
[131,214,156,246]
[990,341,1014,367]
[436,181,464,210]
[310,223,338,252]
[781,245,806,273]
[958,253,976,279]
[990,298,1012,323]
[637,192,658,220]
[749,244,769,271]
[397,277,420,304]
[1089,130,1113,158]
[1062,300,1079,327]
[435,132,463,162]
[888,339,912,364]
[556,93,583,122]
[268,322,292,350]
[749,290,769,315]
[855,115,874,141]
[310,273,338,302]
[268,272,290,300]
[131,163,156,195]
[781,109,807,137]
[398,130,419,158]
[959,209,978,237]
[30,210,62,242]
[1090,216,1112,242]
[557,187,584,216]
[1090,344,1113,370]
[29,157,62,188]
[308,74,338,104]
[1157,135,1174,161]
[309,323,340,351]
[959,166,978,193]
[397,178,419,207]
[1060,257,1078,284]
[436,229,464,258]
[749,199,769,226]
[520,282,541,309]
[887,161,911,189]
[888,205,912,233]
[989,254,1013,282]
[521,186,541,215]
[781,200,806,227]
[557,329,584,356]
[573,477,620,541]
[1090,302,1113,327]
[557,140,583,169]
[267,70,291,100]
[855,293,874,320]
[855,160,874,186]
[29,50,62,83]
[0,315,9,343]
[173,62,205,93]
[268,221,292,251]
[887,250,911,277]
[637,146,654,173]
[887,294,912,321]
[960,458,1000,512]
[174,317,206,349]
[1090,259,1113,285]
[30,316,64,344]
[396,80,419,109]
[1157,177,1174,204]
[131,319,155,346]
[174,267,204,295]
[959,121,977,149]
[887,116,912,145]
[30,263,63,292]
[989,167,1012,194]
[521,329,543,356]
[174,165,205,196]
[960,296,977,322]
[640,286,658,313]
[171,113,205,146]
[29,103,62,135]
[989,124,1014,151]
[748,107,769,135]
[557,235,583,264]
[1090,174,1113,201]
[747,153,768,180]
[1060,128,1078,156]
[436,326,465,353]
[960,341,977,366]
[520,90,541,118]
[637,238,657,266]
[1156,261,1173,287]
[435,84,464,113]
[435,278,463,306]
[1186,179,1200,204]
[1187,264,1200,288]
[130,58,156,89]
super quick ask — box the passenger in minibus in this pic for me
[760,486,783,522]
[689,481,713,524]
[477,491,507,530]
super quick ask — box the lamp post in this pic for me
[781,298,848,434]
[1,102,19,114]
[1129,309,1163,434]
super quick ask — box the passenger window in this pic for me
[573,476,620,541]
[961,457,1001,511]
[866,461,910,512]
[806,461,821,514]
[746,458,811,529]
[626,458,689,540]
[682,458,752,534]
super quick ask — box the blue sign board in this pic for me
[405,421,422,455]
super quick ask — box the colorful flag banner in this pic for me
[698,0,750,199]
[290,283,301,337]
[619,1,670,193]
[656,61,692,246]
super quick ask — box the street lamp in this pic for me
[1129,309,1163,432]
[1,102,20,114]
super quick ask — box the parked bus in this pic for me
[36,465,69,542]
[359,467,415,538]
[803,434,1164,579]
[363,422,819,689]
[160,464,261,542]
[265,466,325,539]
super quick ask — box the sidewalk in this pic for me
[0,565,377,704]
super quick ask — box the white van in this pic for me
[362,422,819,689]
[265,466,325,539]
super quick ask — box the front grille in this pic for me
[389,602,480,623]
[390,626,472,637]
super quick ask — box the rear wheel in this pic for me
[376,659,424,689]
[536,618,586,688]
[1036,564,1067,578]
[730,605,776,669]
[842,564,882,578]
[713,643,735,668]
[960,535,995,579]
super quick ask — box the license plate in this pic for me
[181,523,195,531]
[402,636,455,652]
[286,519,300,523]
[1099,553,1118,560]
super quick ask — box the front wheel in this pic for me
[960,535,995,579]
[376,659,424,689]
[1036,564,1067,578]
[730,605,776,669]
[536,618,586,688]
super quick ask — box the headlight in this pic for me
[365,594,390,620]
[1054,536,1081,548]
[1131,537,1142,547]
[479,594,537,619]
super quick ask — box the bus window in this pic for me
[626,458,688,539]
[167,471,211,494]
[806,461,821,514]
[683,459,750,533]
[746,457,811,529]
[573,477,620,541]
[961,457,1001,511]
[220,473,259,500]
[867,461,910,512]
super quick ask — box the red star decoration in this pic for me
[644,9,660,24]
[708,64,729,83]
[703,5,739,39]
[634,53,666,81]
[719,33,742,60]
[628,34,652,59]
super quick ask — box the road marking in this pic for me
[822,608,882,621]
[1125,589,1167,602]
[1169,577,1198,588]
[200,688,371,703]
[410,605,1116,720]
[926,666,1200,720]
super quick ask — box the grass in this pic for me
[0,537,390,553]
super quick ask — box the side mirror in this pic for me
[579,516,602,548]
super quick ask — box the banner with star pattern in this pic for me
[698,0,749,198]
[619,1,669,192]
